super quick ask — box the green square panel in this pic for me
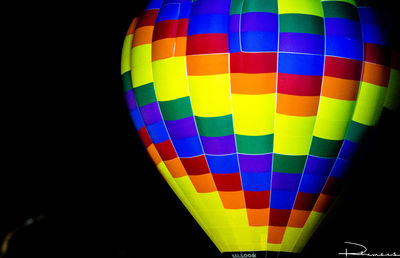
[133,82,157,107]
[236,134,274,154]
[279,13,324,35]
[309,136,343,158]
[273,154,307,174]
[195,115,234,137]
[159,97,194,121]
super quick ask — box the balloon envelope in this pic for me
[121,0,399,254]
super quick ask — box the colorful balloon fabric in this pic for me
[121,0,399,254]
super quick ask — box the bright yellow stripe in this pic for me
[157,163,228,252]
[131,44,153,87]
[224,210,253,251]
[232,93,276,136]
[274,114,316,155]
[278,0,324,16]
[317,97,356,121]
[230,226,268,251]
[193,195,266,252]
[174,177,228,252]
[121,18,138,74]
[275,114,316,136]
[121,34,133,75]
[152,57,189,101]
[156,163,203,233]
[274,134,314,155]
[267,243,282,252]
[293,211,326,253]
[223,210,269,251]
[352,82,387,126]
[280,227,303,252]
[159,158,275,253]
[313,97,356,140]
[313,117,351,140]
[188,74,232,117]
[195,191,237,251]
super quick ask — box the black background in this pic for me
[2,1,400,258]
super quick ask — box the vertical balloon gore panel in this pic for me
[121,0,399,254]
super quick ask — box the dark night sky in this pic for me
[2,1,400,258]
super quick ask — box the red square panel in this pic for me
[269,208,291,227]
[230,52,277,74]
[244,190,270,209]
[364,43,391,66]
[137,127,152,148]
[187,33,229,55]
[177,18,189,37]
[278,73,322,96]
[154,140,177,161]
[137,10,158,28]
[212,172,242,191]
[180,155,210,175]
[322,176,344,195]
[153,19,178,41]
[324,56,363,81]
[293,192,319,211]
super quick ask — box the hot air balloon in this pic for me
[120,0,399,256]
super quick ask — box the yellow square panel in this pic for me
[352,82,387,126]
[174,176,198,196]
[317,96,356,121]
[188,74,232,117]
[232,93,276,136]
[224,208,248,225]
[313,117,351,140]
[278,0,323,16]
[313,97,356,140]
[275,113,316,137]
[274,133,313,155]
[197,191,225,210]
[121,34,133,75]
[152,56,189,101]
[131,44,153,87]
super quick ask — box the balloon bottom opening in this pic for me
[221,251,298,258]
